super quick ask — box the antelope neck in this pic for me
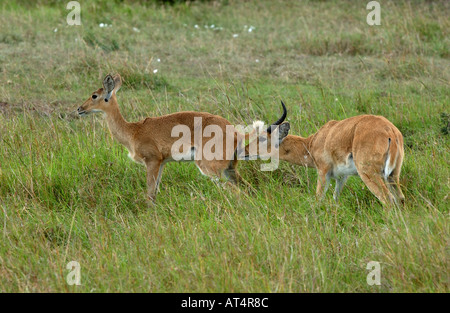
[281,134,316,168]
[103,98,134,149]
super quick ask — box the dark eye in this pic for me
[92,95,98,99]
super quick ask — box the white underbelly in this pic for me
[169,147,196,163]
[126,147,196,166]
[333,158,358,177]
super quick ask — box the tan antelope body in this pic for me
[281,115,405,205]
[77,74,287,202]
[249,115,405,206]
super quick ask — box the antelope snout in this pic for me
[77,106,86,115]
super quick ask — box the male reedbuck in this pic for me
[248,114,405,206]
[77,74,288,202]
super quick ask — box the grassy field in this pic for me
[0,0,448,292]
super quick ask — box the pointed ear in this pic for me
[103,74,115,93]
[103,74,115,102]
[278,122,290,142]
[113,74,122,93]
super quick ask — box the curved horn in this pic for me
[266,100,287,133]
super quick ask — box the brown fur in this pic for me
[260,115,405,206]
[78,74,256,202]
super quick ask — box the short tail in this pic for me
[384,137,396,179]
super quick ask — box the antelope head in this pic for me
[245,101,290,159]
[77,74,122,116]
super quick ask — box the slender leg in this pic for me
[224,166,246,195]
[195,161,217,179]
[224,167,241,185]
[155,163,166,194]
[195,160,245,195]
[387,169,405,206]
[223,159,243,185]
[333,175,348,201]
[225,159,257,195]
[316,169,331,200]
[359,171,395,206]
[146,160,163,203]
[386,137,405,206]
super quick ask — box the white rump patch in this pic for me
[384,153,395,179]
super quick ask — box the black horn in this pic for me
[266,100,287,133]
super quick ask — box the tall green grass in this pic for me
[0,0,448,292]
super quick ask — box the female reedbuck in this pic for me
[249,114,405,206]
[77,74,287,202]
